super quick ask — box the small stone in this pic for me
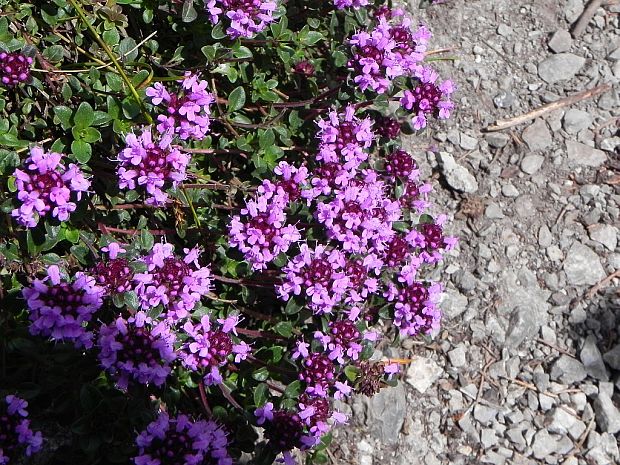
[608,47,620,61]
[588,224,618,251]
[563,109,593,134]
[548,30,572,53]
[441,289,468,319]
[506,428,526,447]
[448,346,467,368]
[550,355,587,385]
[458,413,479,441]
[567,419,586,440]
[547,246,564,261]
[532,430,558,458]
[493,90,516,109]
[406,357,443,394]
[366,381,406,444]
[593,394,620,434]
[539,393,556,411]
[497,24,513,36]
[538,53,586,84]
[438,152,479,193]
[566,141,608,167]
[485,203,504,219]
[533,372,550,392]
[501,183,520,198]
[581,335,609,381]
[565,0,584,23]
[486,133,510,148]
[563,242,606,286]
[460,133,478,151]
[546,408,577,434]
[599,382,614,399]
[504,305,541,349]
[474,404,498,425]
[603,345,620,370]
[600,136,620,152]
[522,119,552,151]
[480,428,498,449]
[538,225,553,248]
[520,154,545,174]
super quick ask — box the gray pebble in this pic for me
[563,109,593,134]
[563,242,606,286]
[538,53,586,84]
[580,335,609,381]
[588,224,618,251]
[520,154,545,174]
[521,119,552,151]
[548,30,572,53]
[550,355,587,385]
[593,393,620,434]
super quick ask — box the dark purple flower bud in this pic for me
[385,149,417,179]
[0,52,33,86]
[263,410,304,452]
[374,116,401,139]
[293,60,315,77]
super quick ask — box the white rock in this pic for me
[588,224,618,251]
[563,242,606,286]
[406,357,443,394]
[538,53,586,84]
[566,141,608,167]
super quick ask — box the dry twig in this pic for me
[572,0,604,38]
[484,84,612,132]
[587,270,620,298]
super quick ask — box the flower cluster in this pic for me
[0,395,43,465]
[134,243,213,321]
[0,52,33,86]
[97,312,176,390]
[23,265,104,349]
[333,0,369,9]
[384,279,442,337]
[146,73,215,141]
[11,146,90,228]
[205,0,278,39]
[178,314,250,385]
[117,127,189,205]
[348,10,430,94]
[134,412,232,465]
[400,66,455,129]
[228,162,304,271]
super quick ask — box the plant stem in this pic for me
[68,0,153,124]
[182,188,201,227]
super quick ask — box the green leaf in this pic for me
[63,226,80,244]
[344,365,360,382]
[54,106,73,129]
[42,44,65,63]
[74,102,95,129]
[284,298,302,315]
[301,31,323,46]
[274,321,293,338]
[118,38,138,62]
[140,229,154,251]
[253,383,268,407]
[181,0,198,22]
[227,86,246,113]
[0,133,28,148]
[258,129,275,150]
[71,140,92,163]
[283,380,301,399]
[252,367,269,382]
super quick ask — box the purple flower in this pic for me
[348,11,430,94]
[205,0,278,39]
[254,402,274,425]
[276,244,349,315]
[315,106,375,172]
[134,412,232,465]
[0,395,43,464]
[315,172,401,253]
[400,67,455,129]
[146,73,215,141]
[178,315,251,385]
[11,147,90,227]
[97,312,176,390]
[314,320,364,363]
[91,247,135,296]
[333,0,369,9]
[299,353,335,396]
[384,280,442,337]
[385,149,419,179]
[134,243,212,321]
[0,52,33,86]
[229,190,301,271]
[117,126,190,205]
[22,265,104,349]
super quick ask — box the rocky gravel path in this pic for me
[330,1,620,464]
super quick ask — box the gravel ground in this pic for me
[330,1,620,464]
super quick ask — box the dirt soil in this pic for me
[329,1,620,464]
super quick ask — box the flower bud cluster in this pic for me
[0,52,32,86]
[12,147,90,228]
